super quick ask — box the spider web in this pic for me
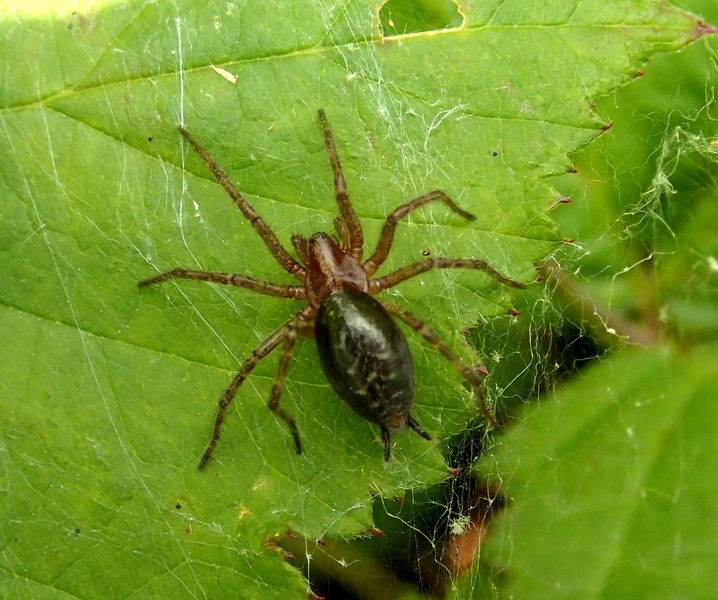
[471,3,718,597]
[0,0,715,599]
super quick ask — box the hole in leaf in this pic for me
[379,0,463,37]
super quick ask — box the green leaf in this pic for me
[481,345,718,598]
[551,0,718,344]
[0,0,707,597]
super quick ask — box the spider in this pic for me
[139,110,524,468]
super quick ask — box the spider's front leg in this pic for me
[318,109,364,260]
[369,257,525,294]
[179,127,306,280]
[138,268,306,299]
[363,190,477,277]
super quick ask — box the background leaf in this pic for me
[481,345,718,598]
[465,0,718,597]
[0,0,708,597]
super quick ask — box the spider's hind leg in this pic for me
[198,323,287,470]
[198,309,311,469]
[267,321,302,455]
[381,416,432,463]
[381,427,392,462]
[382,302,501,431]
[407,414,432,441]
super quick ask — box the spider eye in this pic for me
[309,232,329,243]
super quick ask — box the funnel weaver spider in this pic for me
[139,110,523,467]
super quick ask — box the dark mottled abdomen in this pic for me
[315,289,414,432]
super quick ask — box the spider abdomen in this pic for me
[315,289,415,435]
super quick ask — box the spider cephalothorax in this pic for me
[139,109,524,467]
